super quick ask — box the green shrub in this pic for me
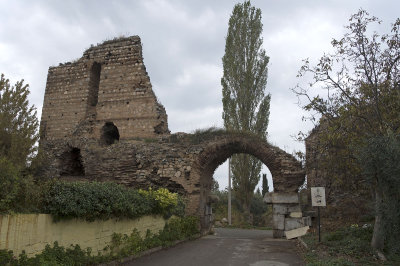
[139,187,184,218]
[159,216,199,245]
[0,157,20,213]
[1,172,186,221]
[0,249,16,265]
[358,133,400,255]
[109,216,199,257]
[43,181,185,221]
[12,175,49,213]
[0,242,96,266]
[212,188,271,228]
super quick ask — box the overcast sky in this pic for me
[1,0,398,191]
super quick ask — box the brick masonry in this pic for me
[40,36,169,141]
[39,36,305,233]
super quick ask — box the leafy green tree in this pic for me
[0,157,20,212]
[358,133,400,255]
[211,177,220,192]
[293,9,400,252]
[0,73,39,167]
[0,74,39,212]
[221,1,271,219]
[250,189,269,226]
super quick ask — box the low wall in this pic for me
[0,214,166,257]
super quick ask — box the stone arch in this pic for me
[189,135,305,231]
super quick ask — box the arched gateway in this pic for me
[187,133,306,236]
[39,36,308,238]
[41,130,307,237]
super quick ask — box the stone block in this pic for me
[285,226,309,240]
[287,204,301,213]
[285,217,304,231]
[272,214,285,230]
[264,193,299,204]
[207,194,219,204]
[273,204,288,215]
[289,212,302,218]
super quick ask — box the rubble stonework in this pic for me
[39,36,306,234]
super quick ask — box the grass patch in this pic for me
[301,225,400,265]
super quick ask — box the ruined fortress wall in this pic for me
[41,62,88,139]
[40,36,169,141]
[39,36,305,230]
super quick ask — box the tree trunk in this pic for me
[371,188,384,251]
[242,202,253,225]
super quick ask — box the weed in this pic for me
[301,225,400,265]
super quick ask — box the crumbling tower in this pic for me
[40,36,169,142]
[39,36,169,178]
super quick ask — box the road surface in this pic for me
[124,228,304,266]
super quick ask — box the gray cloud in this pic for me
[1,0,398,189]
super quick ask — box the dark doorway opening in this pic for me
[101,122,120,145]
[60,147,85,176]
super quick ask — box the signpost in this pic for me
[311,187,326,242]
[228,158,232,225]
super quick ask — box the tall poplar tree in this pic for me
[221,1,271,218]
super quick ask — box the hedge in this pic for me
[43,181,185,221]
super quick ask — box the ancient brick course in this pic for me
[40,36,169,141]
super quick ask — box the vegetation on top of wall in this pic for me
[170,126,271,145]
[43,181,185,221]
[0,216,199,266]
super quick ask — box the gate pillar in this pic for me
[264,192,311,238]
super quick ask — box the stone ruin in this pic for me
[39,36,308,236]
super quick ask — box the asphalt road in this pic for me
[124,228,304,266]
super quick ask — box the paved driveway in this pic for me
[124,228,304,266]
